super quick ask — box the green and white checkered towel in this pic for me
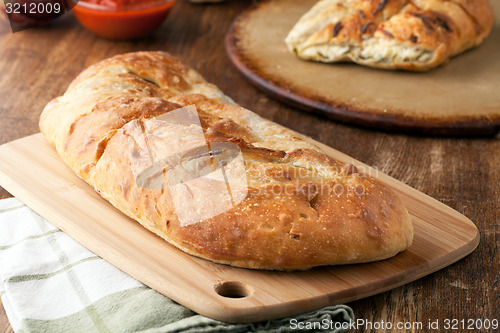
[0,198,354,332]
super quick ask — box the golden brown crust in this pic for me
[40,51,413,270]
[285,0,495,71]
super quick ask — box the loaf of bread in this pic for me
[40,52,413,270]
[285,0,494,71]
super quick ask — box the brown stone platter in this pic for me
[225,0,500,136]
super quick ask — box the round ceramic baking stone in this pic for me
[225,0,500,135]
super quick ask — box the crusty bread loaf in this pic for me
[285,0,494,71]
[40,51,412,270]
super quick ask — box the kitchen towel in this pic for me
[0,198,354,332]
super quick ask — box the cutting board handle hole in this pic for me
[214,281,253,298]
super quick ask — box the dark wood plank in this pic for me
[0,0,498,331]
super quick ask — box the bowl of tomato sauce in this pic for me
[72,0,176,39]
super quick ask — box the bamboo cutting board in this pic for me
[225,0,500,135]
[0,133,479,323]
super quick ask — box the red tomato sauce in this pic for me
[81,0,160,7]
[74,0,175,39]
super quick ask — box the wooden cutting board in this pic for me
[225,0,500,136]
[0,134,479,323]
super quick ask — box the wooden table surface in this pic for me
[0,1,498,332]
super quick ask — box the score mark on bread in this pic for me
[40,51,413,270]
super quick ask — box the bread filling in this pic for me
[359,38,433,63]
[298,38,434,65]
